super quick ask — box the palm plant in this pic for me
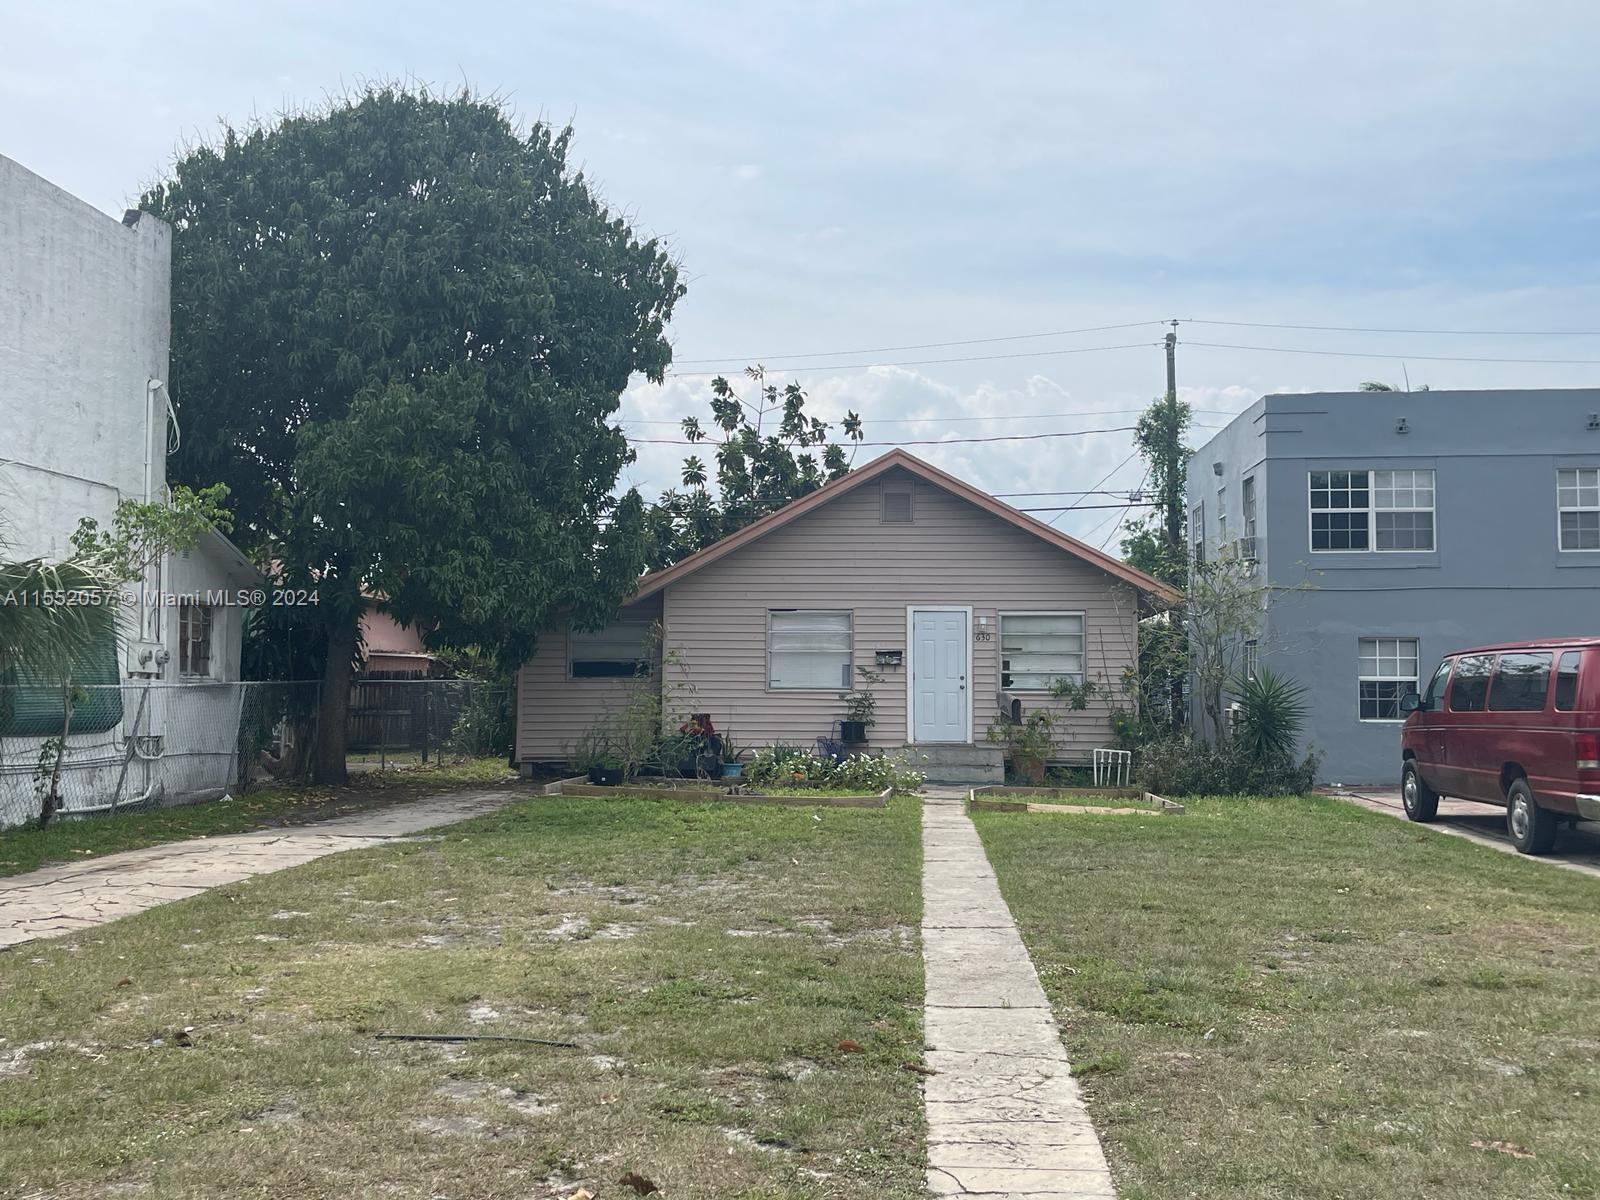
[1235,667,1308,760]
[0,555,116,679]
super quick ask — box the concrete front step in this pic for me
[910,742,1004,785]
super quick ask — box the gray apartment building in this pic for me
[1187,388,1600,784]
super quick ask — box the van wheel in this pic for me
[1401,761,1439,822]
[1506,778,1558,855]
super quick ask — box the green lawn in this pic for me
[975,796,1600,1200]
[0,794,925,1198]
[0,757,517,878]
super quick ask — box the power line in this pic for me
[1181,340,1600,367]
[1186,317,1600,337]
[629,424,1139,448]
[664,340,1163,379]
[670,320,1169,365]
[620,406,1241,427]
[1019,501,1157,513]
[1046,448,1141,528]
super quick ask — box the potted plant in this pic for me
[838,666,882,744]
[572,726,624,785]
[676,713,722,778]
[986,705,1056,786]
[588,753,625,787]
[719,733,749,779]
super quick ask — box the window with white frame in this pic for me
[178,601,213,678]
[1358,636,1419,720]
[1217,487,1228,544]
[1241,476,1257,550]
[1243,639,1259,681]
[1190,502,1205,566]
[1309,469,1434,552]
[999,612,1085,690]
[1557,467,1600,551]
[767,610,852,689]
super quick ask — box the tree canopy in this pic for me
[146,86,685,780]
[645,369,861,569]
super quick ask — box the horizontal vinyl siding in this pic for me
[662,471,1139,759]
[514,594,662,762]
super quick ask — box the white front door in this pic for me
[911,608,968,743]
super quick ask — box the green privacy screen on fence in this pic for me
[0,627,124,736]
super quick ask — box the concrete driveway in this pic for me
[1329,787,1600,879]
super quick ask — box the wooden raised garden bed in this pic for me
[968,785,1183,816]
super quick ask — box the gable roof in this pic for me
[632,449,1181,606]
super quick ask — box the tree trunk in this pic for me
[313,617,359,785]
[38,679,75,830]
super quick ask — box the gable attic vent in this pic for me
[881,486,914,524]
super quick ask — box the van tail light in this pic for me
[1577,733,1600,786]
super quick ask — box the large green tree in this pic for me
[147,87,684,782]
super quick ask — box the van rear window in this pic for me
[1448,654,1494,712]
[1555,651,1582,711]
[1488,652,1553,711]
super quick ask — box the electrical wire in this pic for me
[621,406,1241,427]
[629,424,1139,448]
[1181,340,1600,366]
[663,340,1163,379]
[1185,318,1600,337]
[1019,501,1157,513]
[1046,448,1141,528]
[669,320,1170,364]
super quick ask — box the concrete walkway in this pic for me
[0,790,513,949]
[1328,787,1600,880]
[921,788,1117,1198]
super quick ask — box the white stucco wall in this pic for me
[0,156,261,825]
[0,154,172,561]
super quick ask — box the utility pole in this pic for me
[1162,321,1183,568]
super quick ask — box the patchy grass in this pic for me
[974,795,1600,1200]
[0,757,519,878]
[0,794,924,1198]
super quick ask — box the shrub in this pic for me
[447,687,513,757]
[1236,668,1308,761]
[744,746,925,794]
[1137,734,1319,798]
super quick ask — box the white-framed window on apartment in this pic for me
[999,612,1085,690]
[1358,636,1419,721]
[1241,475,1257,554]
[1557,467,1600,551]
[1217,487,1228,545]
[767,609,853,689]
[1243,639,1259,681]
[1309,469,1434,553]
[1190,502,1205,566]
[178,601,213,678]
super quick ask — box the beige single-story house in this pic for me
[514,449,1179,782]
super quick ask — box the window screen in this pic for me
[568,618,655,678]
[881,488,913,523]
[0,622,124,736]
[767,610,852,689]
[1448,654,1494,712]
[1000,613,1085,690]
[1555,651,1582,711]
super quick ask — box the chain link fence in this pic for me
[0,680,320,830]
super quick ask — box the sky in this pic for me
[7,1,1600,548]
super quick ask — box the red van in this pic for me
[1399,639,1600,854]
